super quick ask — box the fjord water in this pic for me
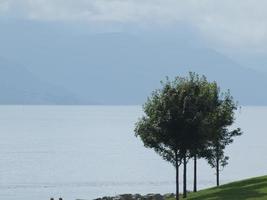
[0,106,266,200]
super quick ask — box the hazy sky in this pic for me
[1,0,267,52]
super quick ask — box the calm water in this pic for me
[0,106,266,200]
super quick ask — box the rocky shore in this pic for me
[93,193,175,200]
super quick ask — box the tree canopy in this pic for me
[135,72,241,199]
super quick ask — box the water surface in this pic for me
[0,106,266,200]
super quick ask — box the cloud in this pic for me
[1,0,267,50]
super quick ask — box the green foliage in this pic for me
[134,72,219,166]
[204,90,242,171]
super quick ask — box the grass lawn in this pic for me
[171,175,267,200]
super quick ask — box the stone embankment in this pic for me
[93,193,175,200]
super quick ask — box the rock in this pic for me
[102,196,113,200]
[118,194,133,200]
[142,194,163,200]
[163,193,175,199]
[94,193,169,200]
[153,194,164,200]
[113,196,122,200]
[132,194,142,200]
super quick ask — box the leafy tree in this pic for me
[134,76,189,200]
[187,81,220,193]
[135,73,219,199]
[205,92,242,186]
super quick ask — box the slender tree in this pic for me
[189,84,242,192]
[205,91,242,186]
[185,80,220,193]
[134,82,185,200]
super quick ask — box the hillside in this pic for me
[172,176,267,200]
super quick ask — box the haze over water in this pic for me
[0,106,265,200]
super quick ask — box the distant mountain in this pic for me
[0,20,267,105]
[0,57,80,104]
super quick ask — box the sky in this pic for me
[1,0,267,53]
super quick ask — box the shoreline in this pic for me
[93,193,175,200]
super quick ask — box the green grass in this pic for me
[172,176,267,200]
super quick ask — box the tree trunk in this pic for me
[175,152,179,200]
[193,154,197,192]
[183,156,187,198]
[216,157,220,187]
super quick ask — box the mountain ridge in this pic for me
[0,20,267,105]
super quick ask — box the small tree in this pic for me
[134,76,189,200]
[187,82,220,193]
[205,92,242,186]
